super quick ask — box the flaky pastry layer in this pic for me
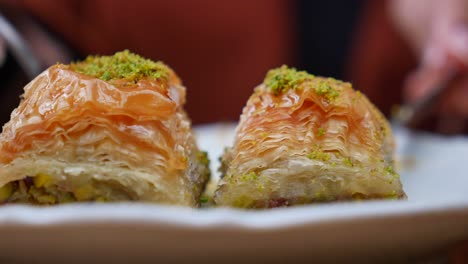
[215,67,405,208]
[0,58,209,206]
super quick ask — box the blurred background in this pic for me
[0,0,467,132]
[1,1,468,261]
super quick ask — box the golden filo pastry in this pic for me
[215,66,406,208]
[0,50,210,206]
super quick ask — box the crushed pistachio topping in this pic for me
[240,172,258,181]
[70,50,170,83]
[307,149,331,162]
[384,166,400,184]
[197,151,210,167]
[225,171,264,193]
[343,157,354,167]
[384,166,399,177]
[0,183,13,202]
[317,127,325,137]
[264,65,314,95]
[387,190,398,199]
[257,184,265,191]
[263,65,340,100]
[316,81,339,100]
[200,196,209,203]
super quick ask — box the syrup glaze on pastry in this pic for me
[215,66,405,208]
[0,51,210,206]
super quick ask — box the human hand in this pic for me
[389,0,468,133]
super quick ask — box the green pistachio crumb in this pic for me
[343,157,354,167]
[263,65,314,95]
[257,184,265,191]
[70,50,170,83]
[317,127,325,137]
[387,190,398,199]
[200,196,209,203]
[384,166,400,178]
[263,65,340,100]
[307,149,331,162]
[315,81,339,100]
[197,151,210,167]
[0,183,13,202]
[240,172,258,181]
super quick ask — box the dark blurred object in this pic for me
[0,8,40,126]
[0,13,41,79]
[0,52,27,126]
[392,68,459,128]
[449,241,468,264]
[298,0,363,80]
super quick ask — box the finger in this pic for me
[404,69,434,102]
[403,62,453,103]
[446,25,468,68]
[403,38,456,103]
[422,41,450,69]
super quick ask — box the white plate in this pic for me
[1,124,468,263]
